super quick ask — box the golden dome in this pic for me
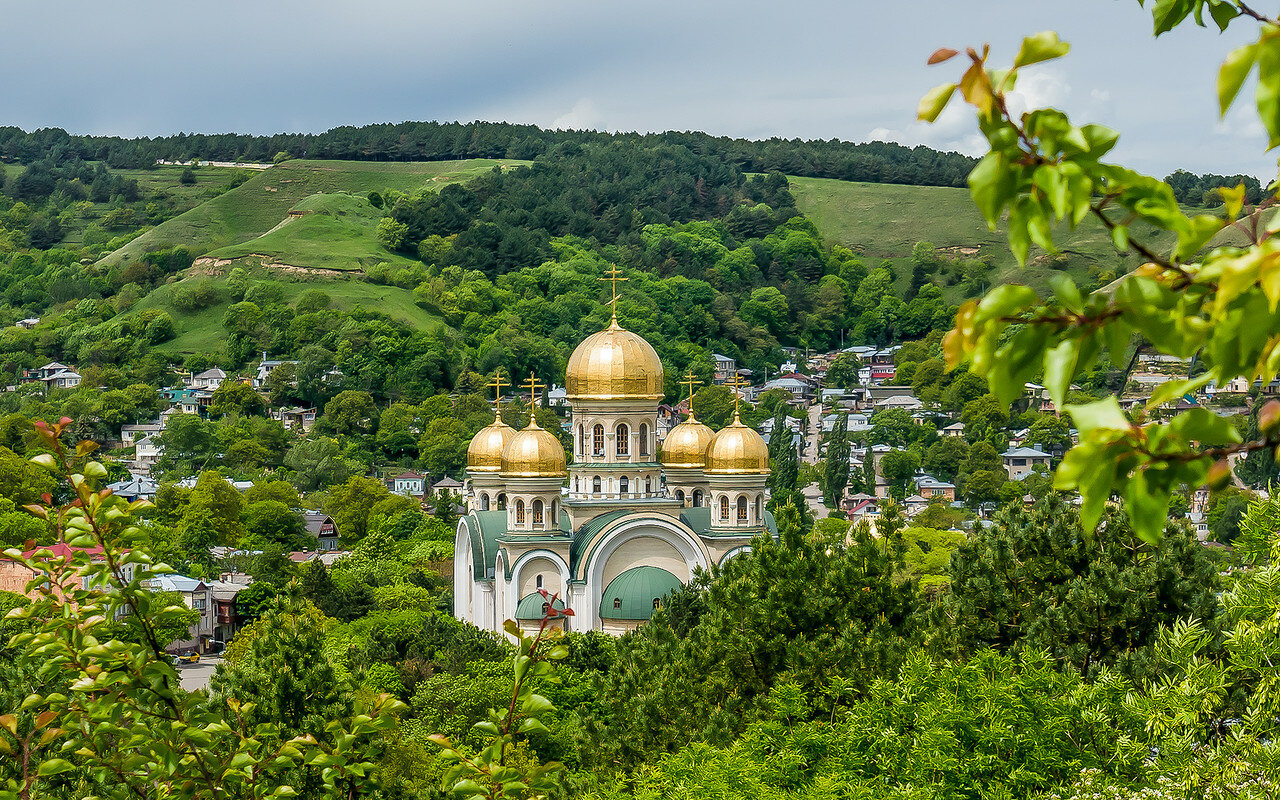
[660,414,716,468]
[500,417,567,477]
[566,318,664,401]
[705,414,770,474]
[467,416,515,473]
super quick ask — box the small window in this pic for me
[479,492,489,510]
[574,477,579,492]
[755,495,762,520]
[617,423,630,456]
[536,574,543,589]
[593,424,605,456]
[542,602,551,615]
[613,597,622,610]
[639,423,650,456]
[720,496,730,520]
[737,496,748,522]
[515,499,526,524]
[652,598,661,610]
[532,498,544,525]
[693,489,703,508]
[645,476,652,494]
[497,493,507,510]
[551,501,558,522]
[593,476,601,493]
[676,489,686,503]
[620,476,629,494]
[578,425,585,456]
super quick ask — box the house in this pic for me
[23,361,71,382]
[0,543,135,600]
[387,470,428,498]
[40,370,82,390]
[1187,511,1211,541]
[207,579,245,646]
[304,512,340,550]
[189,368,227,391]
[107,475,159,502]
[432,475,463,495]
[844,493,881,520]
[15,318,39,329]
[940,422,966,437]
[146,574,215,653]
[120,421,163,445]
[133,435,162,474]
[915,474,956,501]
[903,494,929,517]
[712,354,737,384]
[271,406,317,432]
[1001,446,1053,480]
[253,354,296,389]
[875,395,923,412]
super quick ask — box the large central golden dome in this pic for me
[500,418,567,477]
[566,318,664,401]
[705,414,770,474]
[467,416,515,473]
[660,414,716,468]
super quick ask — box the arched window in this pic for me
[619,476,629,495]
[693,489,703,507]
[639,423,650,456]
[613,597,622,610]
[645,476,652,494]
[592,476,601,493]
[515,499,525,524]
[573,476,579,492]
[755,495,762,522]
[478,492,489,510]
[578,425,585,456]
[532,498,544,526]
[737,496,748,522]
[551,500,558,522]
[616,424,630,457]
[536,574,543,589]
[497,493,507,510]
[676,489,686,503]
[593,424,605,456]
[720,495,730,521]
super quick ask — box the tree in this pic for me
[923,437,969,482]
[879,449,921,499]
[325,475,391,542]
[208,380,266,419]
[821,413,850,507]
[923,21,1280,543]
[825,353,862,390]
[184,471,246,545]
[284,437,351,491]
[1024,413,1072,458]
[935,495,1222,680]
[243,500,309,549]
[179,166,196,185]
[322,390,378,436]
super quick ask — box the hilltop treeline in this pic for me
[0,121,977,188]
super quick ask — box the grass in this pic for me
[788,175,1190,301]
[132,272,450,356]
[99,158,528,268]
[203,192,419,271]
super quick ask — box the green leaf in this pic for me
[917,83,957,123]
[1013,31,1071,68]
[1125,471,1171,545]
[1257,34,1280,148]
[517,718,550,735]
[1209,0,1239,30]
[1066,397,1132,440]
[1048,273,1084,314]
[1151,0,1195,35]
[520,693,555,715]
[1043,340,1077,409]
[1219,41,1258,115]
[37,759,76,777]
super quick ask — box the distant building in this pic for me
[271,406,317,432]
[120,421,163,445]
[915,474,956,501]
[304,512,340,550]
[15,318,38,329]
[940,422,965,437]
[253,354,296,389]
[1001,446,1052,480]
[107,475,159,502]
[146,574,214,653]
[188,368,227,391]
[0,543,135,599]
[387,470,428,498]
[133,435,163,474]
[712,354,736,385]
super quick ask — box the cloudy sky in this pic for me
[2,0,1272,178]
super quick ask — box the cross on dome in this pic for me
[598,265,627,323]
[487,369,509,422]
[726,374,748,421]
[681,370,702,421]
[523,373,545,425]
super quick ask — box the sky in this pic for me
[1,0,1272,179]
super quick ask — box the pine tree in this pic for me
[822,413,850,508]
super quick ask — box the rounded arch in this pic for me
[515,498,526,525]
[592,424,605,456]
[497,493,507,510]
[675,488,686,503]
[478,492,489,511]
[592,475,601,493]
[532,498,544,526]
[692,488,703,507]
[719,545,753,565]
[575,513,712,584]
[577,424,585,456]
[639,422,650,456]
[719,495,730,521]
[508,548,571,622]
[736,494,748,522]
[616,423,630,457]
[619,475,629,495]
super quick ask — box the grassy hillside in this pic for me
[788,176,1192,300]
[133,273,449,356]
[99,158,526,268]
[204,192,420,272]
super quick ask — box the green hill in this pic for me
[787,175,1220,301]
[99,158,527,269]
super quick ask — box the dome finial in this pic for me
[727,373,746,424]
[487,368,510,424]
[681,370,702,422]
[523,373,545,427]
[598,264,627,326]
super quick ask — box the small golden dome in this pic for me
[660,414,716,468]
[500,417,567,477]
[705,415,770,474]
[566,318,664,401]
[467,416,515,472]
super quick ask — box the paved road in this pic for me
[178,656,222,692]
[802,481,829,520]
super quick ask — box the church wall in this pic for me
[515,556,565,598]
[600,618,644,635]
[600,535,689,587]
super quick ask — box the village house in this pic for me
[915,474,956,501]
[107,475,159,502]
[271,406,317,431]
[15,317,39,329]
[304,512,341,550]
[132,434,162,474]
[146,574,215,653]
[387,470,428,499]
[0,543,136,600]
[253,353,296,389]
[188,367,227,391]
[1001,446,1053,480]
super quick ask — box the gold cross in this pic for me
[486,369,509,420]
[681,370,701,419]
[523,373,545,423]
[727,374,747,419]
[598,264,627,321]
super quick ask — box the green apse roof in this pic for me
[599,566,684,621]
[515,593,566,619]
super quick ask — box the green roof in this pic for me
[679,506,779,537]
[464,511,508,580]
[569,509,630,568]
[515,593,566,619]
[599,566,684,621]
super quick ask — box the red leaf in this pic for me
[928,47,959,65]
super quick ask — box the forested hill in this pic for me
[0,122,977,188]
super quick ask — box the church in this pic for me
[453,303,776,634]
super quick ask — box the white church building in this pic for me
[454,311,775,634]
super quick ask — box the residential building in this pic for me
[0,543,135,600]
[940,422,966,437]
[915,474,956,501]
[271,406,317,431]
[107,475,159,502]
[388,470,428,498]
[207,578,246,645]
[1001,446,1053,480]
[133,434,162,474]
[120,421,163,444]
[253,354,296,389]
[304,512,341,550]
[146,574,214,653]
[189,368,227,391]
[712,354,736,384]
[15,318,38,329]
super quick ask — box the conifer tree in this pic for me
[822,413,850,507]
